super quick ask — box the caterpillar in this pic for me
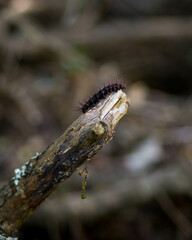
[81,82,126,113]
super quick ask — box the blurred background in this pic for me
[0,0,192,239]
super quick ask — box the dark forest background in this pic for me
[0,0,192,239]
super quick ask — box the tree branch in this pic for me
[0,90,129,237]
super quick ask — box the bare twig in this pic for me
[0,90,129,237]
[157,192,192,239]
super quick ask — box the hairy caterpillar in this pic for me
[81,82,126,113]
